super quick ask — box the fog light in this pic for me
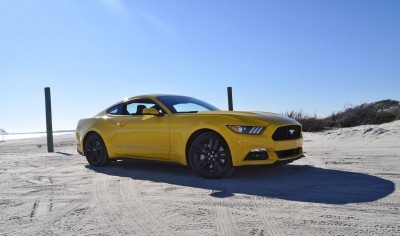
[245,148,269,160]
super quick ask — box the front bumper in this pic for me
[226,124,304,166]
[230,138,303,166]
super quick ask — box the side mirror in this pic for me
[142,108,161,116]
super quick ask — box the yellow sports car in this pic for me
[76,95,303,178]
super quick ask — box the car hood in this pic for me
[197,111,300,126]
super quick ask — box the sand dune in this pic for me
[0,122,399,235]
[304,120,400,147]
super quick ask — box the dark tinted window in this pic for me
[157,95,219,113]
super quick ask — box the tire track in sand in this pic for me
[93,170,128,236]
[118,175,175,235]
[93,167,175,235]
[17,199,87,235]
[254,198,285,236]
[212,187,239,236]
[6,169,88,236]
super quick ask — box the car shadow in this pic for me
[86,160,395,205]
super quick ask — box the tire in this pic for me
[189,132,234,179]
[84,133,110,167]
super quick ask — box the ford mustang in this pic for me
[76,95,303,178]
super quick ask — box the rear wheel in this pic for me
[84,133,110,167]
[189,132,233,179]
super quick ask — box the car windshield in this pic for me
[157,95,220,114]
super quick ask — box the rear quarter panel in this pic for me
[76,116,119,157]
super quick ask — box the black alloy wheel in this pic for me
[189,132,233,179]
[84,133,110,167]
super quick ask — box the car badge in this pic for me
[289,129,295,136]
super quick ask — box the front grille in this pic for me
[275,148,301,159]
[272,125,301,141]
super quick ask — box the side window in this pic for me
[173,103,209,113]
[107,104,123,115]
[125,98,164,115]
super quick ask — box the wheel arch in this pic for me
[82,131,102,154]
[185,128,228,167]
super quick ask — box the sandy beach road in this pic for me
[1,123,399,235]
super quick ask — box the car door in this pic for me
[113,98,170,160]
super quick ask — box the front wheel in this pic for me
[189,132,234,179]
[84,133,110,167]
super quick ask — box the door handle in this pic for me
[117,122,126,127]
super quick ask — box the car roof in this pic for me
[98,94,182,116]
[124,94,181,100]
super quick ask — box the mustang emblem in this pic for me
[289,129,295,136]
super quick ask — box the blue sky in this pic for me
[1,0,399,133]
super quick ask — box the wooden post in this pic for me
[44,87,54,152]
[227,87,233,111]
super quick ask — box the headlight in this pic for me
[227,125,265,135]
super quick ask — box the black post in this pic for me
[44,87,54,152]
[227,87,233,111]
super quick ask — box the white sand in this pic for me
[0,131,74,142]
[0,122,399,235]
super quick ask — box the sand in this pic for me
[1,121,399,235]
